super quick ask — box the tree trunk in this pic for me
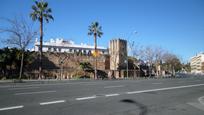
[94,34,97,79]
[39,16,43,79]
[19,50,24,80]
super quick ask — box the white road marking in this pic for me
[126,83,204,94]
[104,85,124,88]
[152,82,162,85]
[14,90,56,95]
[105,93,120,97]
[76,96,97,100]
[40,100,66,105]
[188,102,204,111]
[198,96,204,105]
[0,105,24,111]
[8,87,40,90]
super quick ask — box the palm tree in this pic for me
[88,22,103,79]
[30,0,53,79]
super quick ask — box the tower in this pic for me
[109,39,127,70]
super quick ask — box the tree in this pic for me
[162,52,182,76]
[0,18,36,80]
[182,63,191,73]
[30,0,54,79]
[88,21,103,79]
[0,47,12,78]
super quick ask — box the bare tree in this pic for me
[0,17,37,80]
[132,45,166,76]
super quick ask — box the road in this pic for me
[0,77,204,115]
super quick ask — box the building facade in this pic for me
[34,38,108,55]
[190,53,204,74]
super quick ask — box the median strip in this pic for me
[0,105,24,111]
[40,100,66,105]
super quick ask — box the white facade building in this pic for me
[190,52,204,74]
[33,38,108,55]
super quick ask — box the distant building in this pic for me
[190,52,204,74]
[33,38,108,55]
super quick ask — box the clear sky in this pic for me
[0,0,204,62]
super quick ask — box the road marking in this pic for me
[198,96,204,105]
[40,100,66,105]
[152,82,162,85]
[188,102,204,111]
[14,90,56,95]
[126,83,204,94]
[9,87,40,90]
[76,96,97,100]
[105,93,120,97]
[104,85,124,88]
[0,105,24,111]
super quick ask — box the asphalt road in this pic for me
[1,77,204,115]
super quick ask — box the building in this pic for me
[109,39,127,70]
[190,52,204,74]
[108,39,128,78]
[31,38,133,79]
[34,38,108,55]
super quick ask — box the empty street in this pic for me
[1,77,204,115]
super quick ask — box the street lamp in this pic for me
[124,60,128,78]
[125,31,138,78]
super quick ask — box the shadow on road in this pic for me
[120,99,148,115]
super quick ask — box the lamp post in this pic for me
[124,60,128,78]
[125,31,138,78]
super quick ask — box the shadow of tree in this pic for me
[120,99,148,115]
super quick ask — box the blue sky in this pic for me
[0,0,204,62]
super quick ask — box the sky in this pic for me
[0,0,204,63]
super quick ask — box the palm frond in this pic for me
[30,0,53,23]
[43,2,48,8]
[88,21,103,38]
[46,8,52,13]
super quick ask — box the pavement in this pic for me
[0,76,204,115]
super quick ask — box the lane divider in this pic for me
[0,105,24,111]
[126,84,204,94]
[105,93,120,97]
[40,100,66,105]
[76,96,97,100]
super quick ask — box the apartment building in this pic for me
[190,53,204,74]
[33,38,108,55]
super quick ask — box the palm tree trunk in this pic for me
[94,34,97,79]
[39,16,43,79]
[19,50,24,80]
